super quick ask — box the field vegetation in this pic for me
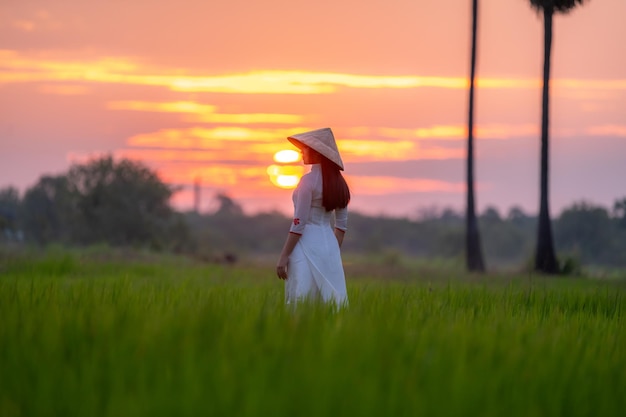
[1,246,624,417]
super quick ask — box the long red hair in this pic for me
[319,155,350,211]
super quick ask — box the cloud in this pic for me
[121,143,279,165]
[67,150,271,189]
[38,84,90,95]
[121,127,311,167]
[169,72,469,94]
[586,125,626,137]
[155,163,266,187]
[189,113,303,125]
[354,124,538,142]
[339,139,463,161]
[119,122,543,172]
[0,51,467,93]
[107,101,218,114]
[0,50,138,83]
[4,50,625,95]
[348,175,463,195]
[107,100,304,124]
[10,10,64,33]
[126,127,301,148]
[555,79,626,90]
[122,126,466,164]
[13,20,36,32]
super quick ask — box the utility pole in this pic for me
[194,176,201,213]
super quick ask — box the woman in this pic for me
[276,127,351,306]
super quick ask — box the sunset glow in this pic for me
[267,165,304,189]
[2,0,625,217]
[273,150,300,164]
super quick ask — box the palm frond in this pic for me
[529,0,587,14]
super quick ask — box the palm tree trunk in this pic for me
[534,5,559,274]
[466,0,485,272]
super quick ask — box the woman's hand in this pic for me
[276,232,301,280]
[276,256,289,280]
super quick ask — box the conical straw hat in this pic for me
[288,127,344,170]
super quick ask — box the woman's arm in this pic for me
[334,228,345,248]
[334,206,348,248]
[276,232,301,280]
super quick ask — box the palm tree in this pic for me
[530,0,587,274]
[466,0,486,272]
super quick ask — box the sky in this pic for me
[1,0,625,219]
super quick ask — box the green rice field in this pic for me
[1,247,625,417]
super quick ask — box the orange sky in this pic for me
[1,0,625,218]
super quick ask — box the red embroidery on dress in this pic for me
[293,218,300,225]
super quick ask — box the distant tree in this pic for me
[611,197,626,265]
[506,206,536,235]
[555,201,612,264]
[415,205,441,221]
[441,207,463,225]
[507,206,529,222]
[0,186,21,236]
[0,186,20,210]
[613,197,626,229]
[21,175,75,244]
[214,193,244,217]
[465,0,486,272]
[530,0,587,274]
[20,156,181,248]
[65,156,175,246]
[481,206,502,223]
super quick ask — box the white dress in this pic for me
[285,164,348,306]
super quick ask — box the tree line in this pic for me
[1,156,625,270]
[0,157,190,251]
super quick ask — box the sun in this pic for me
[267,150,304,189]
[273,149,300,163]
[266,164,304,189]
[275,174,300,188]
